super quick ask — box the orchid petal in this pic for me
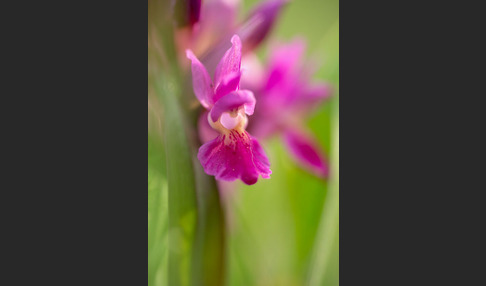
[238,0,287,52]
[197,130,271,185]
[269,38,306,69]
[214,35,242,88]
[186,49,214,108]
[286,83,332,115]
[249,134,272,179]
[209,90,255,122]
[265,39,306,91]
[214,71,241,102]
[299,83,332,105]
[283,129,329,178]
[240,53,265,92]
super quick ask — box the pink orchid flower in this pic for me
[186,35,272,185]
[241,39,332,178]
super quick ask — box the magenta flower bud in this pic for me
[172,0,201,27]
[186,35,272,185]
[238,0,287,52]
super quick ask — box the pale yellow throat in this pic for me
[208,107,248,137]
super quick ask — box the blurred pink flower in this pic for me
[187,35,272,185]
[241,39,332,178]
[176,0,286,71]
[238,0,288,53]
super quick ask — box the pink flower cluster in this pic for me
[178,0,331,185]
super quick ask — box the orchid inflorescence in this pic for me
[176,0,332,185]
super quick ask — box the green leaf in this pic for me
[148,135,168,286]
[156,75,198,286]
[306,97,339,286]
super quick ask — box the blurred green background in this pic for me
[148,0,338,285]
